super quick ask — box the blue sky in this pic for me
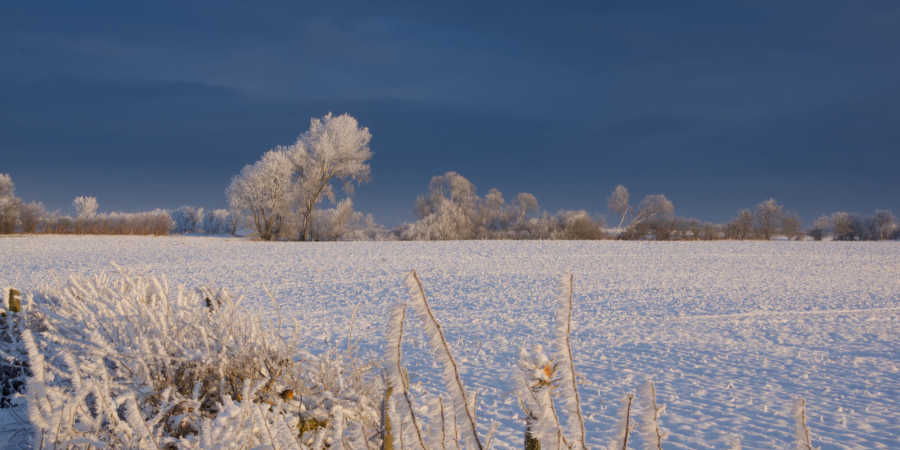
[2,1,898,226]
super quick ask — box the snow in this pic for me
[1,235,898,449]
[0,406,29,449]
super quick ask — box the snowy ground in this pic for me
[1,236,898,449]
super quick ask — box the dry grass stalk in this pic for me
[557,274,587,449]
[613,392,635,450]
[385,301,427,449]
[407,270,483,449]
[793,398,815,450]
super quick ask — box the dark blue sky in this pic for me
[2,1,898,226]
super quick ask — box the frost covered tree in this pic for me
[515,192,540,222]
[0,173,13,200]
[632,194,674,226]
[626,194,676,239]
[830,212,853,240]
[202,209,232,235]
[171,205,205,234]
[753,198,784,240]
[554,210,606,240]
[284,113,373,241]
[307,198,383,241]
[0,173,20,233]
[870,209,896,240]
[415,171,478,220]
[809,215,832,241]
[225,112,375,241]
[725,209,753,240]
[479,187,507,235]
[18,201,46,233]
[608,185,631,229]
[226,150,294,240]
[73,195,99,219]
[781,212,803,240]
[409,171,480,240]
[72,196,99,233]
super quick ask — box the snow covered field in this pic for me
[1,235,898,449]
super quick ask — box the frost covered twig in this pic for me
[406,270,483,450]
[793,398,816,450]
[640,381,666,450]
[384,301,427,449]
[555,274,586,449]
[610,392,635,450]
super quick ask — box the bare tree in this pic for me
[727,209,754,240]
[607,185,631,229]
[870,210,896,240]
[831,212,853,240]
[781,212,803,240]
[285,113,373,241]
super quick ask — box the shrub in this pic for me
[21,268,380,448]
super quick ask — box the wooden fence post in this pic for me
[7,288,20,314]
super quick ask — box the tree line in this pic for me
[0,174,235,236]
[2,113,898,241]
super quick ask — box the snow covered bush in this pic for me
[307,198,387,241]
[20,268,381,448]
